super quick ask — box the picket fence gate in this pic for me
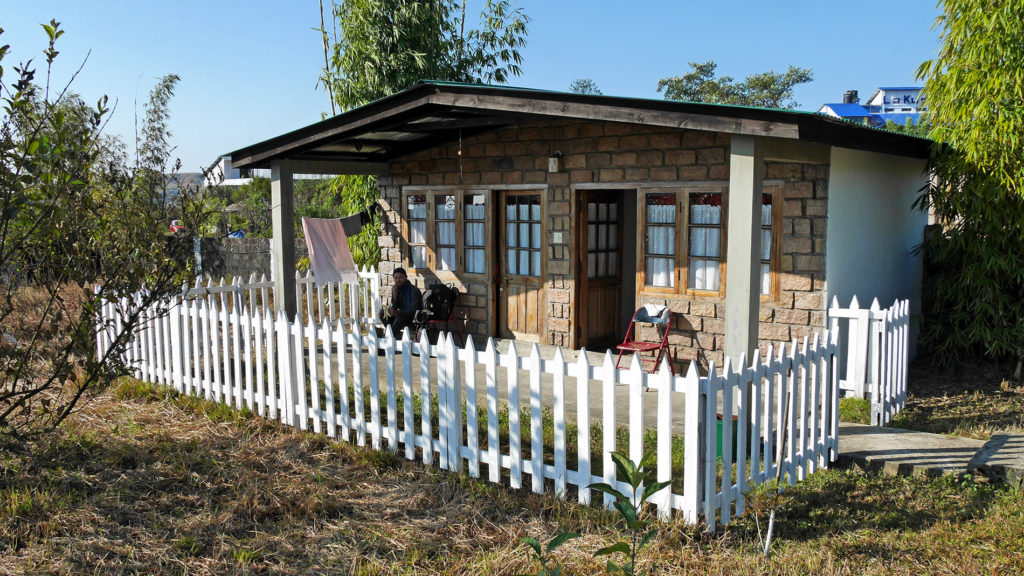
[94,284,858,530]
[828,296,910,425]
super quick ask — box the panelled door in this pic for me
[576,190,623,349]
[498,191,544,341]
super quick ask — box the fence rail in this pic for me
[94,281,888,529]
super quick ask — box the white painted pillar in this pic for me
[725,135,763,362]
[271,160,297,319]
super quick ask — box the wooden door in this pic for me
[498,192,544,341]
[577,190,623,349]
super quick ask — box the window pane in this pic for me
[609,224,618,250]
[598,203,608,220]
[588,203,597,220]
[530,203,541,221]
[519,223,530,248]
[436,195,456,220]
[519,204,530,220]
[438,221,456,245]
[761,263,771,295]
[609,203,618,220]
[531,224,541,248]
[690,193,722,224]
[597,252,607,277]
[507,250,517,274]
[647,226,674,255]
[507,223,517,248]
[646,198,675,224]
[689,228,721,258]
[467,222,485,246]
[467,248,485,273]
[761,198,773,226]
[760,228,772,260]
[519,250,529,275]
[588,224,597,250]
[506,202,516,220]
[467,194,486,220]
[439,247,455,271]
[412,246,428,268]
[689,258,720,291]
[588,253,597,278]
[646,257,674,287]
[599,224,609,250]
[410,220,427,244]
[531,251,540,276]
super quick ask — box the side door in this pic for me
[576,190,623,349]
[498,191,544,341]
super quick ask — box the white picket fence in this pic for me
[184,267,382,329]
[827,297,909,425]
[94,283,863,530]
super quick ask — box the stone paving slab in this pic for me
[837,422,986,477]
[968,434,1024,487]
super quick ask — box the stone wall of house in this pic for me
[375,118,829,371]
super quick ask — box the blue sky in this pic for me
[3,1,941,172]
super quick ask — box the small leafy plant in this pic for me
[520,531,580,576]
[589,452,670,576]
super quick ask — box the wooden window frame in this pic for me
[637,182,783,301]
[401,188,491,280]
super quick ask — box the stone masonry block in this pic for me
[665,149,696,165]
[794,292,824,310]
[780,273,812,291]
[679,165,708,180]
[697,147,726,165]
[759,323,790,342]
[774,308,810,325]
[690,301,716,317]
[709,164,730,179]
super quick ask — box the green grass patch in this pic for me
[839,396,871,424]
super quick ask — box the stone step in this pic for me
[967,434,1024,487]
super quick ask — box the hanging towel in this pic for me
[301,217,359,286]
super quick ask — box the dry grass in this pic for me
[1,362,1023,574]
[892,360,1024,439]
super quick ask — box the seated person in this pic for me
[384,268,422,337]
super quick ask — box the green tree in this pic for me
[569,78,601,95]
[656,61,813,109]
[916,0,1024,197]
[316,0,530,268]
[0,22,201,439]
[913,1,1024,376]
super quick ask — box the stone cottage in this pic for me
[229,81,931,371]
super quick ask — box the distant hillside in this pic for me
[165,172,204,197]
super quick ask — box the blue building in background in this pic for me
[819,87,924,127]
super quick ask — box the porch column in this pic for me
[271,159,296,319]
[724,135,763,363]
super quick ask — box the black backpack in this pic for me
[418,283,457,322]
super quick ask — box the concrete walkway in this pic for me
[837,422,1024,486]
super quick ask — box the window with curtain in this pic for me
[644,193,676,288]
[687,192,722,292]
[464,194,487,274]
[407,194,428,269]
[435,193,456,271]
[760,192,773,295]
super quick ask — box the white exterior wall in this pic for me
[826,147,928,350]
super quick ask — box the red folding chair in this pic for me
[616,304,674,374]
